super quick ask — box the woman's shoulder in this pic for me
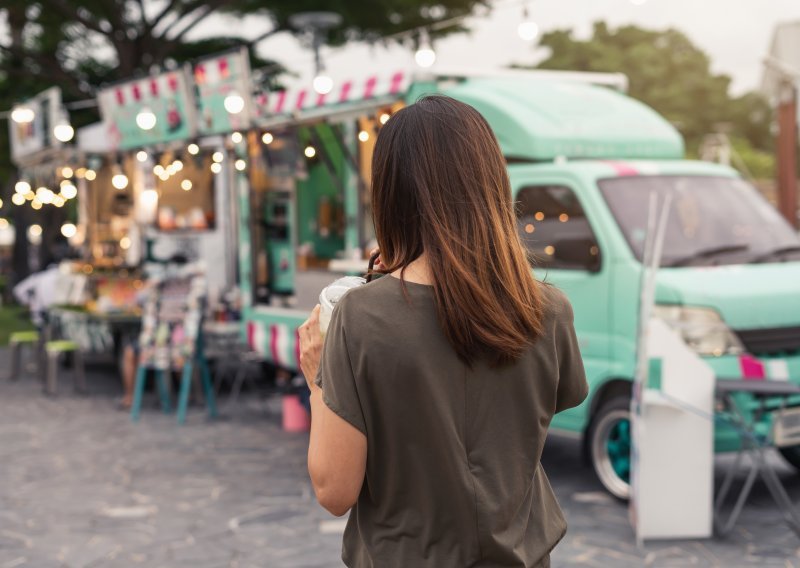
[539,282,575,323]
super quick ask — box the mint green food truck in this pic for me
[239,69,800,498]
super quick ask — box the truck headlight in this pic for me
[653,305,744,357]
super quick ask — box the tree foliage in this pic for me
[528,22,774,160]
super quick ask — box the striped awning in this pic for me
[253,70,409,126]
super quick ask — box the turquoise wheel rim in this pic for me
[606,418,631,483]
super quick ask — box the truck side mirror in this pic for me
[552,238,602,272]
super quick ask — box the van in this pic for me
[241,70,800,498]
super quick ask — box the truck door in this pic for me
[513,181,611,432]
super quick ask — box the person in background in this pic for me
[298,96,588,567]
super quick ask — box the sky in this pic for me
[188,0,800,96]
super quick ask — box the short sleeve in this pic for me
[314,300,368,436]
[554,297,589,414]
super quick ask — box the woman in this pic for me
[298,95,588,567]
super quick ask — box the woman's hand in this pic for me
[298,305,323,389]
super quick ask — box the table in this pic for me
[47,307,141,368]
[714,379,800,537]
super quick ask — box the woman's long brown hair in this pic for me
[371,95,546,366]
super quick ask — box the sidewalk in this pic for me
[0,356,798,567]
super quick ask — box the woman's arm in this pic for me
[300,306,367,517]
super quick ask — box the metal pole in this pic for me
[776,80,798,229]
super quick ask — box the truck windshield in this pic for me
[599,176,800,267]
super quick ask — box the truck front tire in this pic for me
[588,395,632,500]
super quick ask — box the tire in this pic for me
[779,445,800,471]
[588,395,632,500]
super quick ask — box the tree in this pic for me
[0,0,483,281]
[523,22,774,163]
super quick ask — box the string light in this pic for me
[31,200,42,210]
[15,181,31,195]
[111,163,129,189]
[61,223,77,238]
[358,130,370,142]
[120,236,132,250]
[187,143,200,155]
[235,159,247,171]
[24,192,34,201]
[524,223,535,234]
[313,72,334,95]
[223,92,245,114]
[173,159,184,171]
[181,180,193,191]
[36,187,54,204]
[231,132,243,144]
[136,107,157,130]
[379,113,391,125]
[262,132,274,145]
[12,193,25,206]
[75,167,86,178]
[61,167,74,179]
[61,183,78,199]
[53,112,74,142]
[212,151,224,163]
[534,211,544,221]
[28,224,42,238]
[85,169,96,181]
[0,219,8,229]
[415,29,436,68]
[544,245,555,255]
[210,162,222,174]
[52,196,65,207]
[559,213,569,222]
[517,4,539,42]
[304,145,316,158]
[137,151,149,162]
[11,106,35,124]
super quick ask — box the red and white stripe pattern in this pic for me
[260,70,409,116]
[247,320,299,369]
[109,72,183,107]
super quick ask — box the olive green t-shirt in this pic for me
[315,275,588,568]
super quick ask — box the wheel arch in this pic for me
[582,377,633,461]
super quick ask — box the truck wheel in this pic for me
[588,396,632,500]
[779,446,800,471]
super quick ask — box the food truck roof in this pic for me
[437,76,685,162]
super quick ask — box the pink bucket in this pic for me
[282,394,311,432]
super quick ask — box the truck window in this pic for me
[515,185,601,270]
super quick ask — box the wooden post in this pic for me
[776,80,798,228]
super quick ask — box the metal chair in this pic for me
[5,330,42,381]
[43,339,87,395]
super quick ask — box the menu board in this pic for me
[97,69,196,150]
[9,87,63,164]
[192,48,253,135]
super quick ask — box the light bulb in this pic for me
[224,92,245,114]
[304,145,316,158]
[15,181,31,195]
[36,187,54,204]
[313,74,334,95]
[231,132,243,144]
[181,180,192,191]
[379,113,391,125]
[518,21,539,41]
[358,130,369,142]
[136,107,157,130]
[0,218,8,229]
[112,173,129,190]
[211,163,222,174]
[11,106,35,124]
[61,183,78,199]
[212,151,224,163]
[120,236,132,250]
[28,224,42,238]
[85,169,96,181]
[61,167,74,179]
[12,193,25,206]
[173,160,183,171]
[187,143,199,155]
[262,132,274,145]
[53,121,74,143]
[61,223,78,239]
[415,30,436,68]
[31,200,42,210]
[136,151,149,162]
[153,165,165,176]
[235,159,246,171]
[52,196,65,208]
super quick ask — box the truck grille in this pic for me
[735,326,800,355]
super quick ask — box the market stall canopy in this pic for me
[442,77,685,161]
[762,21,800,100]
[77,121,114,154]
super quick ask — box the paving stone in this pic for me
[1,351,799,567]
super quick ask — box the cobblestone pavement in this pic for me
[1,356,800,567]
